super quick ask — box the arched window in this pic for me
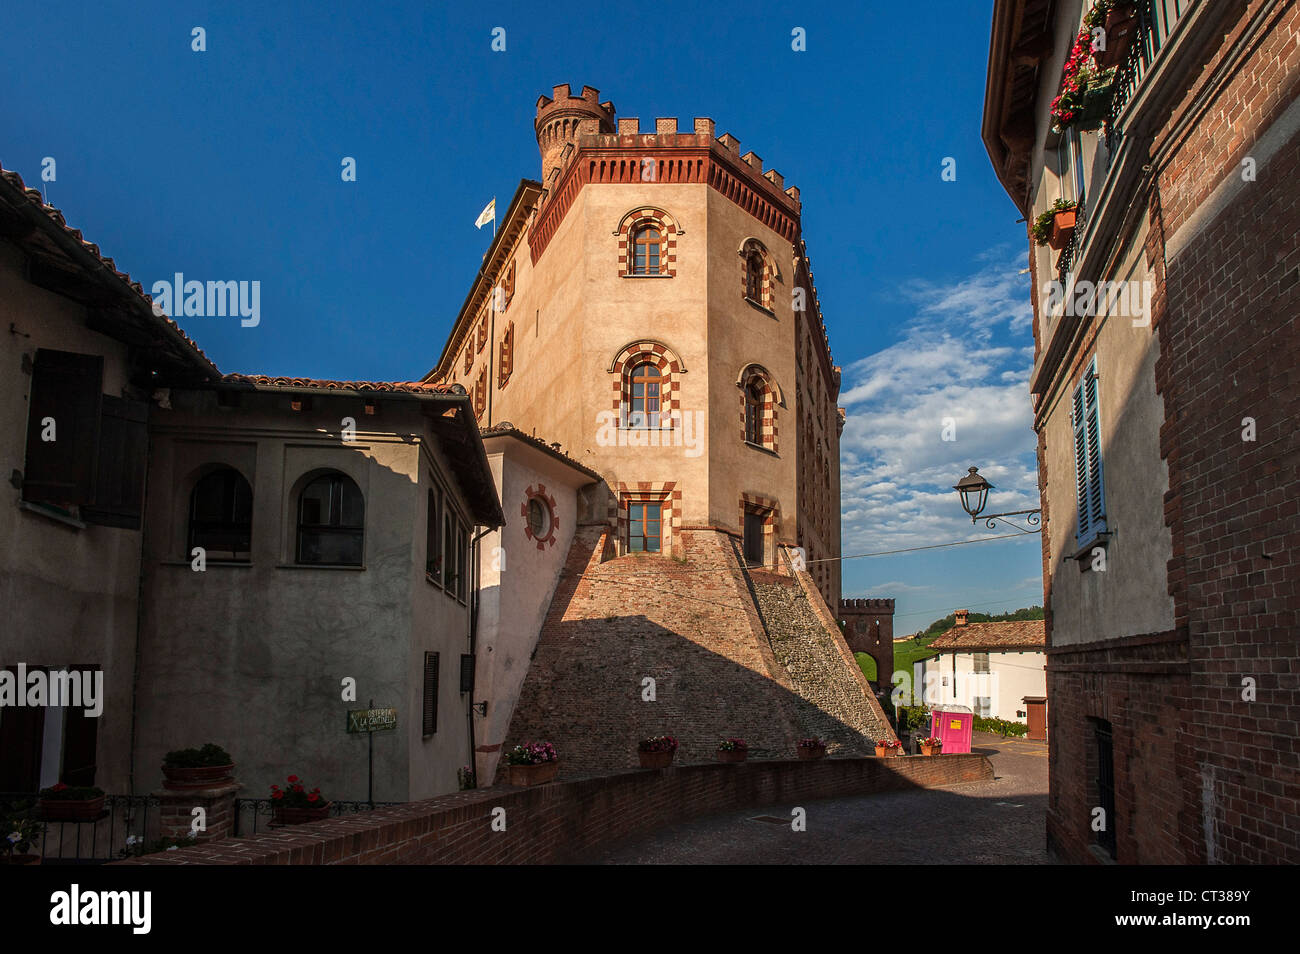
[527,498,549,539]
[746,250,765,303]
[629,362,662,427]
[188,468,252,562]
[744,381,764,444]
[296,472,364,565]
[632,226,661,275]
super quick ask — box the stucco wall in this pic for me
[473,435,592,782]
[0,240,140,793]
[918,650,1046,723]
[134,388,474,801]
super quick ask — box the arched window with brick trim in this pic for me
[738,238,779,311]
[737,364,783,451]
[616,208,681,278]
[608,340,685,430]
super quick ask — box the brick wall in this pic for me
[115,754,993,865]
[1046,0,1300,864]
[839,598,896,683]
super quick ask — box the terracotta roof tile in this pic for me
[927,620,1046,651]
[221,373,459,395]
[0,164,219,377]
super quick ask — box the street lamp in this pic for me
[953,466,1041,532]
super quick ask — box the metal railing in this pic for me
[0,793,161,864]
[233,798,401,837]
[1106,0,1194,153]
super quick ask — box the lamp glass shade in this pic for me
[954,467,993,519]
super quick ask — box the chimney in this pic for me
[954,609,969,626]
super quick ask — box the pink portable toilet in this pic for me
[930,705,974,754]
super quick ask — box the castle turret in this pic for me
[534,84,615,188]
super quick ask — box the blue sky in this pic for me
[2,0,1043,631]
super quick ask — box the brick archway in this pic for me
[839,598,895,686]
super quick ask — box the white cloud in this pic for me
[839,255,1040,557]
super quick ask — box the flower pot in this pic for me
[0,854,42,865]
[507,761,559,787]
[874,745,900,758]
[920,744,942,757]
[39,796,105,821]
[797,746,827,761]
[716,749,748,763]
[272,802,331,826]
[1049,209,1077,250]
[638,750,674,769]
[162,763,236,790]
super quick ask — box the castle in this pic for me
[0,84,893,808]
[428,85,894,781]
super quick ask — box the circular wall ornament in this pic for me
[521,485,558,550]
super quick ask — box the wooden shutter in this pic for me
[422,651,439,736]
[1083,361,1107,534]
[83,395,149,528]
[460,654,475,694]
[1072,376,1091,543]
[22,349,104,506]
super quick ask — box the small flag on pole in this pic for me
[474,198,496,230]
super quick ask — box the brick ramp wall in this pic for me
[115,754,994,865]
[750,576,892,753]
[501,529,811,774]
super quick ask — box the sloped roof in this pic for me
[222,374,457,395]
[480,423,601,482]
[0,163,219,381]
[928,620,1046,652]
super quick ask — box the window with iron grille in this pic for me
[422,652,439,736]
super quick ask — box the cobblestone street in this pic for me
[585,732,1052,864]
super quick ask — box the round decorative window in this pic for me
[521,485,558,550]
[528,498,549,538]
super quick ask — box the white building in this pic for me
[914,611,1046,733]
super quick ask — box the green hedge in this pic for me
[974,716,1029,737]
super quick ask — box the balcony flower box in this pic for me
[638,735,678,769]
[38,784,106,822]
[918,736,944,757]
[162,743,235,789]
[797,737,827,760]
[1033,200,1079,250]
[874,740,903,757]
[505,742,559,786]
[716,738,748,763]
[269,775,329,825]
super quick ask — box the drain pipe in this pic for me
[467,525,490,787]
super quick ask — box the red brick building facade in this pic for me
[985,0,1299,863]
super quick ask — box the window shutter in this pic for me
[22,349,104,506]
[1083,362,1107,534]
[1072,376,1091,543]
[83,395,149,528]
[422,651,439,736]
[460,654,475,694]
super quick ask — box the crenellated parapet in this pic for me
[841,598,896,613]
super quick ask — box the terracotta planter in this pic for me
[39,796,105,821]
[638,749,675,769]
[162,763,235,790]
[0,854,42,865]
[273,802,331,826]
[874,745,901,758]
[716,749,748,763]
[1049,209,1078,250]
[797,746,827,761]
[507,761,559,787]
[920,744,943,757]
